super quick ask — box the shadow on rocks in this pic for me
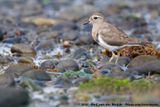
[0,87,29,107]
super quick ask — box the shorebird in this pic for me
[84,13,149,63]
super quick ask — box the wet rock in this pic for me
[5,64,33,76]
[22,68,51,81]
[117,57,131,66]
[18,57,33,64]
[127,60,160,75]
[128,55,157,68]
[3,37,22,44]
[11,43,36,56]
[0,87,29,107]
[75,32,94,45]
[58,4,97,21]
[40,60,58,69]
[0,74,15,87]
[54,77,72,88]
[35,40,55,50]
[72,48,89,59]
[56,59,79,72]
[0,55,11,64]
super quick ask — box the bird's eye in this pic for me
[93,17,98,19]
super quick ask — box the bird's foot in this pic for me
[109,52,120,64]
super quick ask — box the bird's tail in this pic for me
[127,38,151,46]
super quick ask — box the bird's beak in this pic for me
[83,21,90,25]
[80,18,90,25]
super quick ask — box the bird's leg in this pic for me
[109,52,116,62]
[115,52,120,64]
[109,52,120,64]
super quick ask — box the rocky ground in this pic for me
[0,0,160,107]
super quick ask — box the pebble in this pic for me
[35,40,55,51]
[22,68,51,81]
[5,64,33,76]
[11,43,36,56]
[18,57,33,64]
[54,77,73,89]
[72,48,89,59]
[56,59,79,72]
[40,60,58,69]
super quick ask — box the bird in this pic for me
[83,12,150,63]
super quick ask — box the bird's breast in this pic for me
[92,30,97,41]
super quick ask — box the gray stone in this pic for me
[0,87,29,107]
[127,60,160,75]
[5,64,33,76]
[18,57,33,64]
[11,43,36,56]
[0,74,15,87]
[128,55,157,68]
[117,57,131,66]
[5,63,51,81]
[72,48,88,59]
[40,60,58,69]
[35,40,55,51]
[22,68,51,81]
[54,77,72,88]
[56,59,79,72]
[0,55,12,64]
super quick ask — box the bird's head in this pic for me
[83,13,105,25]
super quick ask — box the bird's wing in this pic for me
[98,23,147,46]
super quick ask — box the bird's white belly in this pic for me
[98,35,119,52]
